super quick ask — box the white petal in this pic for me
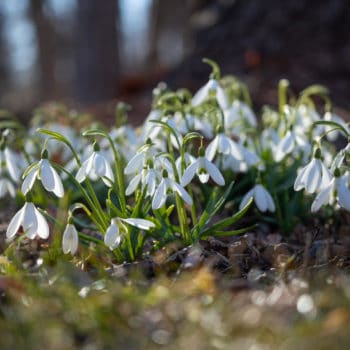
[21,166,39,195]
[34,207,50,239]
[216,86,229,110]
[145,170,157,196]
[62,224,79,254]
[204,159,225,186]
[198,172,210,183]
[304,159,321,194]
[101,161,114,187]
[126,173,141,196]
[152,180,167,209]
[121,218,155,230]
[275,131,294,161]
[230,141,244,161]
[124,152,144,175]
[294,164,308,191]
[192,83,210,106]
[337,177,350,210]
[40,159,64,197]
[76,156,93,183]
[93,153,106,177]
[104,221,121,250]
[320,162,332,190]
[6,205,25,239]
[239,189,254,211]
[171,181,193,206]
[181,160,199,187]
[254,185,268,212]
[22,202,38,239]
[5,148,21,182]
[205,137,219,161]
[311,183,332,212]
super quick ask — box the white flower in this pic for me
[62,224,79,255]
[205,132,244,161]
[0,147,23,182]
[192,79,229,110]
[125,166,160,197]
[0,178,16,198]
[224,100,257,129]
[181,154,225,186]
[152,174,192,209]
[22,158,64,197]
[76,150,114,187]
[274,129,309,162]
[6,202,49,240]
[294,157,332,194]
[324,112,349,142]
[124,143,158,175]
[104,217,155,250]
[239,184,275,212]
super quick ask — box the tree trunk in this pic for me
[75,0,119,106]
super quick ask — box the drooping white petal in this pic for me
[239,189,254,210]
[34,207,50,239]
[62,224,79,254]
[204,159,225,186]
[152,179,167,209]
[5,148,21,182]
[121,218,155,230]
[294,164,308,191]
[303,158,321,194]
[320,162,332,190]
[254,185,268,212]
[337,177,350,210]
[126,173,142,196]
[6,205,25,239]
[40,159,64,197]
[205,137,219,161]
[76,155,93,183]
[216,86,229,110]
[22,202,38,239]
[145,170,157,196]
[192,82,211,106]
[104,220,121,250]
[21,165,39,195]
[171,181,193,206]
[181,160,199,187]
[275,131,294,161]
[93,152,106,177]
[311,182,333,212]
[124,152,145,175]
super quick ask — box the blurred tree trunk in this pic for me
[75,0,119,106]
[29,0,56,100]
[146,0,193,67]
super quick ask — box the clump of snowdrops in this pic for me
[1,59,349,262]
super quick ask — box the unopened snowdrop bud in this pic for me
[62,221,79,255]
[239,184,275,213]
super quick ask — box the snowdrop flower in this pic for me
[224,100,257,130]
[205,128,244,162]
[275,129,309,162]
[192,79,229,110]
[62,223,79,255]
[125,161,161,197]
[294,151,332,194]
[76,143,114,187]
[22,151,64,197]
[181,148,225,186]
[239,184,275,212]
[124,141,158,176]
[6,202,49,240]
[310,171,350,212]
[104,217,155,250]
[152,170,192,209]
[0,178,16,198]
[0,146,23,182]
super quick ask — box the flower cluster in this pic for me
[1,60,348,262]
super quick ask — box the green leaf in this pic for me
[300,84,329,97]
[201,224,256,239]
[183,132,203,145]
[82,128,109,138]
[201,197,253,236]
[192,181,234,238]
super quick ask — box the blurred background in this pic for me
[0,0,349,123]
